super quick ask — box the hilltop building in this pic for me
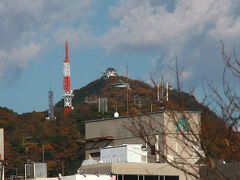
[79,111,201,180]
[110,80,130,89]
[84,96,98,104]
[103,68,118,79]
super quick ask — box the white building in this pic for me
[100,144,147,163]
[103,68,117,79]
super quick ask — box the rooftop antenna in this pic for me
[46,80,56,120]
[157,80,169,110]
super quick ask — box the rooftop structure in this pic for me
[100,144,147,163]
[25,163,47,179]
[110,81,130,89]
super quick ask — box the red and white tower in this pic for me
[63,41,74,115]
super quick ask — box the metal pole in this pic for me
[166,82,168,101]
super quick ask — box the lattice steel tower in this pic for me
[46,81,56,120]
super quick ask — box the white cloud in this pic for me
[210,16,240,41]
[1,0,240,87]
[0,0,96,80]
[54,26,100,50]
[101,0,240,86]
[0,43,41,78]
[103,0,235,52]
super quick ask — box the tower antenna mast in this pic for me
[46,80,56,120]
[63,41,74,115]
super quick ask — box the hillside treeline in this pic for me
[0,77,239,177]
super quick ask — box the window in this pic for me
[90,152,100,158]
[151,146,156,155]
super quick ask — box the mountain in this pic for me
[0,75,236,178]
[56,76,153,108]
[57,75,218,121]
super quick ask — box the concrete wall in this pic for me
[163,112,201,162]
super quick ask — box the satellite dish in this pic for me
[114,112,119,117]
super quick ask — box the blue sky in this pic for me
[0,0,240,114]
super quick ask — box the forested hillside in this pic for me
[0,76,239,177]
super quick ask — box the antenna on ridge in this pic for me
[63,41,74,115]
[46,81,56,120]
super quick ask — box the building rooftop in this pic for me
[85,110,201,123]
